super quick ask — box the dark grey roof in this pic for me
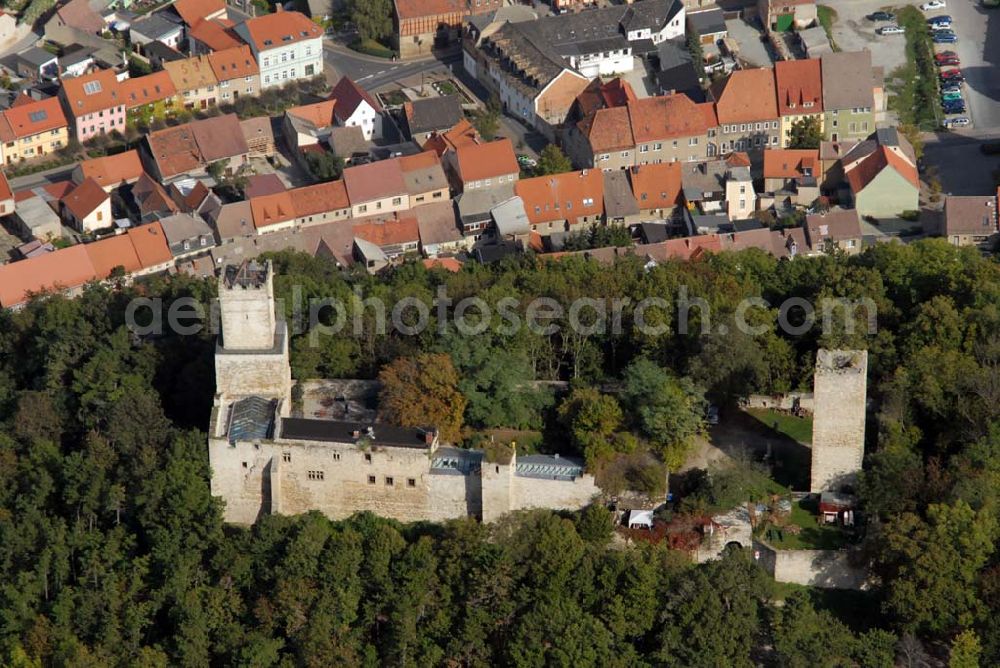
[456,184,516,225]
[622,0,683,33]
[58,45,96,67]
[656,37,691,70]
[131,13,182,39]
[640,222,669,244]
[821,51,875,110]
[690,213,732,232]
[228,396,276,444]
[603,170,640,218]
[688,8,727,36]
[630,38,657,56]
[875,127,899,146]
[654,64,705,102]
[431,446,484,475]
[16,47,58,68]
[515,454,585,481]
[482,23,567,94]
[405,95,464,136]
[475,240,519,263]
[733,218,765,232]
[280,418,437,449]
[519,7,628,58]
[144,40,185,62]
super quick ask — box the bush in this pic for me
[899,210,921,222]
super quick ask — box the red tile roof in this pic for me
[78,150,144,188]
[120,71,177,110]
[207,45,259,81]
[330,75,383,118]
[395,0,464,20]
[292,180,350,217]
[343,158,406,204]
[0,171,11,203]
[579,105,634,153]
[85,233,142,276]
[515,169,605,226]
[352,216,420,247]
[774,58,823,117]
[575,77,638,117]
[189,18,243,52]
[286,99,337,128]
[763,148,819,180]
[846,146,919,194]
[422,118,480,155]
[127,222,173,267]
[0,95,67,141]
[628,163,682,211]
[62,177,109,220]
[626,93,716,143]
[453,138,519,182]
[422,257,463,271]
[250,191,297,230]
[61,68,122,117]
[712,68,779,124]
[172,0,226,26]
[0,244,96,308]
[239,11,322,51]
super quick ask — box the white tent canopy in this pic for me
[626,509,654,529]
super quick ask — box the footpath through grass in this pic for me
[891,6,941,130]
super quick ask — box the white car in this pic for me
[921,1,946,10]
[878,25,905,35]
[943,117,971,128]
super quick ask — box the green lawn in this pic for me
[436,80,459,96]
[816,5,839,51]
[746,408,812,444]
[763,499,850,550]
[349,38,395,59]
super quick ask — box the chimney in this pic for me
[424,428,437,445]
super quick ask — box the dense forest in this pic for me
[0,239,998,666]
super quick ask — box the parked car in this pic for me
[936,56,960,66]
[921,0,947,10]
[932,28,956,36]
[516,154,537,168]
[941,93,964,104]
[868,11,895,21]
[943,102,967,114]
[941,85,963,95]
[877,25,905,35]
[935,50,958,60]
[933,32,958,43]
[940,69,964,81]
[927,14,953,24]
[930,21,953,30]
[942,117,971,128]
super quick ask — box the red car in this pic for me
[940,69,964,81]
[937,57,961,67]
[935,51,958,61]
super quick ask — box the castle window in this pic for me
[368,475,376,485]
[282,452,291,462]
[308,470,325,481]
[242,462,247,468]
[333,452,341,461]
[407,478,416,487]
[364,453,372,463]
[385,477,394,486]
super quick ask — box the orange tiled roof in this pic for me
[250,190,297,229]
[846,146,919,194]
[61,68,122,117]
[239,10,322,51]
[286,99,337,128]
[627,93,716,144]
[422,257,463,271]
[120,71,177,110]
[0,95,67,141]
[453,138,519,182]
[188,17,243,51]
[342,158,406,204]
[352,216,420,247]
[164,55,218,92]
[0,244,96,308]
[85,233,142,276]
[292,180,350,217]
[207,45,259,81]
[422,118,480,156]
[399,149,442,173]
[78,149,144,188]
[62,177,109,220]
[515,169,605,226]
[172,0,225,26]
[0,171,11,203]
[629,162,681,211]
[712,68,779,124]
[126,221,173,267]
[774,58,823,117]
[396,0,464,20]
[579,106,634,153]
[763,148,820,179]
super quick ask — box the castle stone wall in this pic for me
[755,541,869,590]
[810,349,868,493]
[510,474,600,514]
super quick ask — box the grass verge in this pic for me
[891,6,941,130]
[762,499,850,550]
[349,38,395,59]
[746,408,813,444]
[817,5,839,52]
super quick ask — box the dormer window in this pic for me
[803,101,814,108]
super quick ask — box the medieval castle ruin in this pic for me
[810,349,868,493]
[208,261,599,525]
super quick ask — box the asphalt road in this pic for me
[323,40,461,92]
[922,128,1000,195]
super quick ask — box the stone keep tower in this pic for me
[214,260,291,403]
[810,349,868,493]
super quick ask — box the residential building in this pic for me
[726,166,756,220]
[403,95,464,143]
[343,159,410,218]
[164,55,220,110]
[61,177,111,232]
[937,195,999,248]
[456,184,515,240]
[159,212,216,258]
[416,200,465,256]
[515,169,605,237]
[445,138,519,193]
[653,38,705,102]
[842,128,919,218]
[327,127,371,163]
[400,150,450,206]
[762,148,822,193]
[394,0,503,60]
[0,95,69,165]
[570,78,637,121]
[329,76,383,141]
[59,46,97,78]
[206,200,255,241]
[233,10,323,89]
[132,172,180,223]
[568,93,718,171]
[130,14,185,51]
[758,0,817,32]
[422,118,481,156]
[628,162,682,220]
[711,68,781,154]
[0,171,11,219]
[804,209,863,254]
[208,46,260,103]
[73,149,144,191]
[821,51,876,142]
[170,0,227,28]
[241,116,275,157]
[145,114,249,181]
[775,58,823,147]
[44,0,105,51]
[603,170,641,226]
[120,71,178,122]
[353,216,420,260]
[189,18,244,55]
[60,69,125,141]
[283,99,337,153]
[15,47,60,81]
[292,180,351,228]
[687,8,728,45]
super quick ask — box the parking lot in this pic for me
[818,0,911,73]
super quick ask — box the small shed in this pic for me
[626,509,654,530]
[819,492,856,525]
